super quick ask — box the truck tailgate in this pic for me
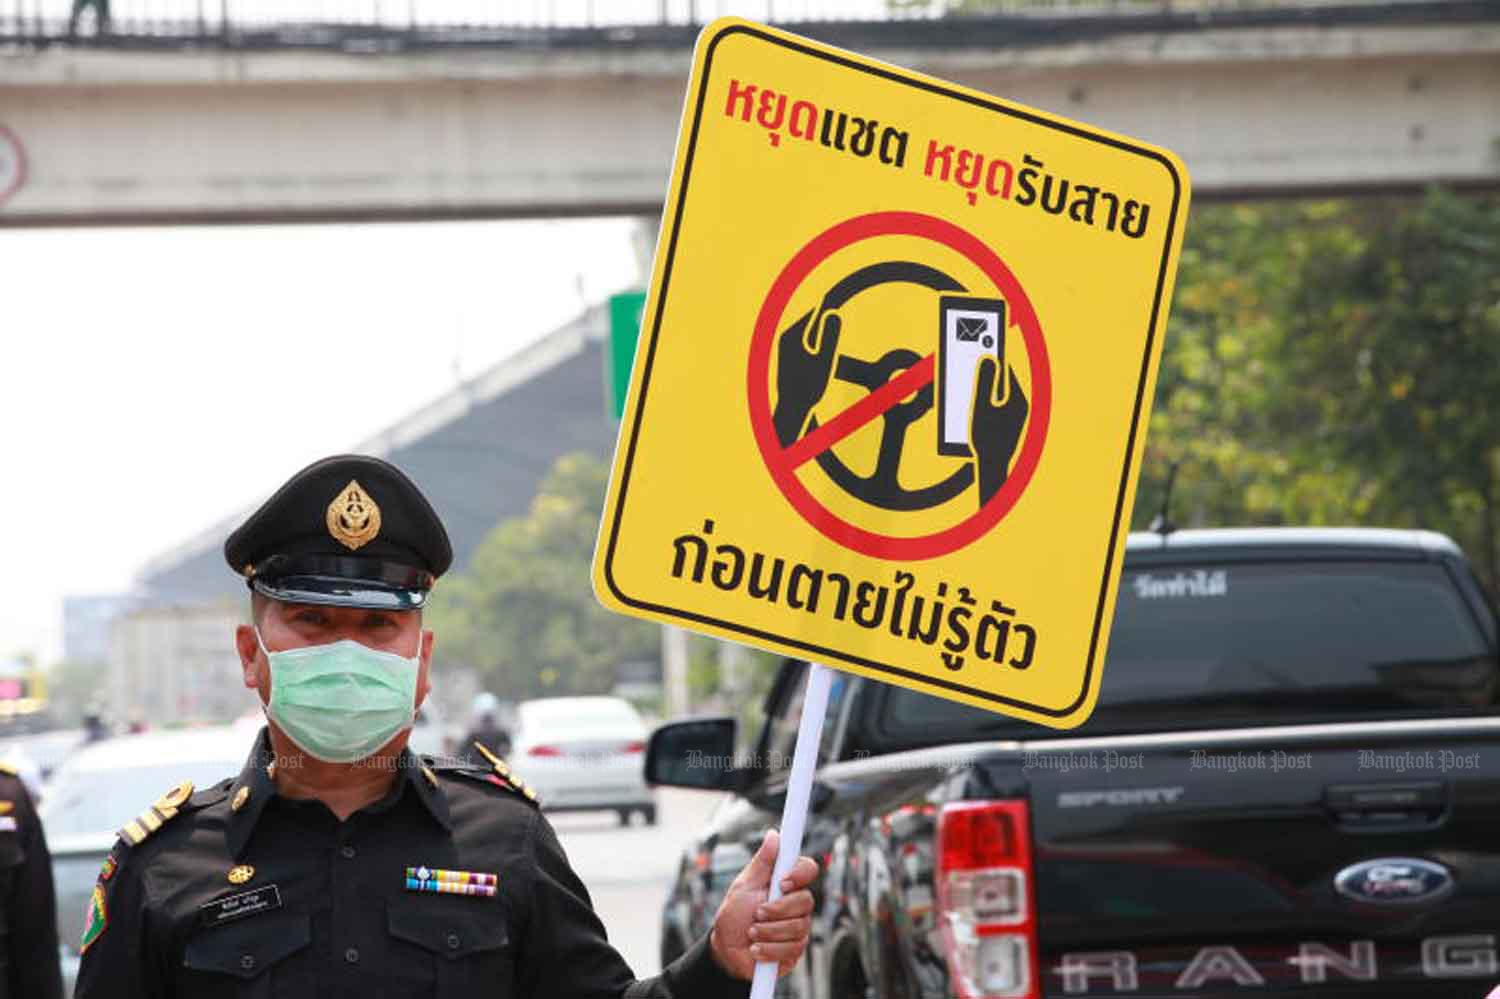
[1017,718,1500,996]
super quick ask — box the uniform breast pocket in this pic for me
[386,896,514,995]
[182,911,313,999]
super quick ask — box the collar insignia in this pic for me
[326,479,382,551]
[228,864,255,885]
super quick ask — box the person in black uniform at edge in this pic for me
[0,762,63,999]
[75,454,818,998]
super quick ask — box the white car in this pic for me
[41,726,249,994]
[513,696,656,825]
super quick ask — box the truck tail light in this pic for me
[935,800,1039,999]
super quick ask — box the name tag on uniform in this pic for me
[198,885,282,928]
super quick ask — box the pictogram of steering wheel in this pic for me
[774,261,974,512]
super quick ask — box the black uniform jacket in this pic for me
[0,769,62,999]
[75,729,745,998]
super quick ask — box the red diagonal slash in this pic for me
[779,354,936,470]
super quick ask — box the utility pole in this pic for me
[661,625,690,719]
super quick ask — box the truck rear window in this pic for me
[876,561,1498,739]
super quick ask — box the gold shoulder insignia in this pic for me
[470,742,541,805]
[0,761,16,777]
[119,780,195,847]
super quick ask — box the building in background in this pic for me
[105,602,251,725]
[63,594,141,665]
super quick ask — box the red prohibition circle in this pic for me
[747,211,1052,561]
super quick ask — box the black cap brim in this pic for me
[252,575,428,611]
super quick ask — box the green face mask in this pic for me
[257,627,420,764]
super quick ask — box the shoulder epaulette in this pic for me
[0,761,16,777]
[118,780,195,847]
[434,743,541,807]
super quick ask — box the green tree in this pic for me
[426,453,661,700]
[1279,190,1500,588]
[1135,191,1500,594]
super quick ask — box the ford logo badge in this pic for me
[1334,858,1453,905]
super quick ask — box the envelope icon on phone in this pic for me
[955,315,990,342]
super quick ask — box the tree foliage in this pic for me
[1135,190,1500,593]
[425,453,660,700]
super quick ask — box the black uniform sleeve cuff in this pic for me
[660,932,746,998]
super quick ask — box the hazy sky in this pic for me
[0,217,641,663]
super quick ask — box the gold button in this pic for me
[231,787,250,812]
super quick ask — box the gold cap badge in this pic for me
[227,865,255,885]
[326,479,381,551]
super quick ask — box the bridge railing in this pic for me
[0,0,1450,48]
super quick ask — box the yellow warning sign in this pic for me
[593,18,1190,729]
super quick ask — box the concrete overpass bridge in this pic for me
[0,1,1496,225]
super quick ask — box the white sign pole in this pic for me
[749,661,835,999]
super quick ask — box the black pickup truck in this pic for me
[647,528,1500,999]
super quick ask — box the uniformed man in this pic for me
[75,455,818,997]
[0,761,63,999]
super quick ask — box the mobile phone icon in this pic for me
[938,295,1006,457]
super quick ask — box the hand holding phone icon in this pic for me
[970,356,1029,505]
[936,295,1029,505]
